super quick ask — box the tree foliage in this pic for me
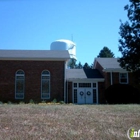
[118,0,140,73]
[83,62,91,69]
[97,46,114,58]
[76,62,83,69]
[68,58,77,69]
[68,59,92,69]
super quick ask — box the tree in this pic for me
[76,62,83,69]
[118,0,140,83]
[83,62,91,69]
[68,58,77,69]
[97,46,114,57]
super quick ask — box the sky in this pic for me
[0,0,129,65]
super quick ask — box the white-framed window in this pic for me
[41,70,50,99]
[119,73,128,84]
[15,70,25,99]
[79,83,91,87]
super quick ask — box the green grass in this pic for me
[0,104,140,140]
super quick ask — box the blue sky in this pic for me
[0,0,129,65]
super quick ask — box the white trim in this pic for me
[41,70,50,99]
[67,78,104,82]
[103,68,128,72]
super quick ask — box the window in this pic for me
[93,83,96,88]
[74,89,77,103]
[74,83,77,88]
[41,70,50,99]
[119,73,128,84]
[15,70,25,99]
[79,83,91,87]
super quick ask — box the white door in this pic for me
[78,88,93,104]
[85,89,93,104]
[78,88,85,104]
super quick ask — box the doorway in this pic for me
[78,88,93,104]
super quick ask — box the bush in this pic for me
[29,99,35,104]
[41,100,46,103]
[19,101,25,104]
[59,101,65,104]
[105,84,140,104]
[51,98,57,103]
[7,101,12,104]
[0,101,3,104]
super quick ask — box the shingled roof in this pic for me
[94,58,121,69]
[66,69,104,79]
[84,69,104,78]
[0,50,70,60]
[93,58,127,72]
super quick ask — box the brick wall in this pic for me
[0,60,65,103]
[112,72,119,84]
[104,72,111,89]
[104,72,136,90]
[94,61,104,77]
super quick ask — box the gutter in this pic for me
[0,57,70,61]
[103,68,128,72]
[67,78,105,82]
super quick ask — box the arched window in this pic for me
[15,70,25,99]
[41,70,50,99]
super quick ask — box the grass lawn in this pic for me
[0,104,140,140]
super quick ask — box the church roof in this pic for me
[0,50,70,61]
[66,68,104,80]
[93,58,127,72]
[94,58,121,69]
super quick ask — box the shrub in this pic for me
[0,101,3,104]
[59,101,65,104]
[29,99,35,104]
[19,101,25,104]
[41,100,46,103]
[52,98,57,103]
[7,101,12,104]
[105,84,140,104]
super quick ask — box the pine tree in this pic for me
[83,62,91,69]
[97,46,114,58]
[76,62,83,69]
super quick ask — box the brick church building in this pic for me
[0,40,136,104]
